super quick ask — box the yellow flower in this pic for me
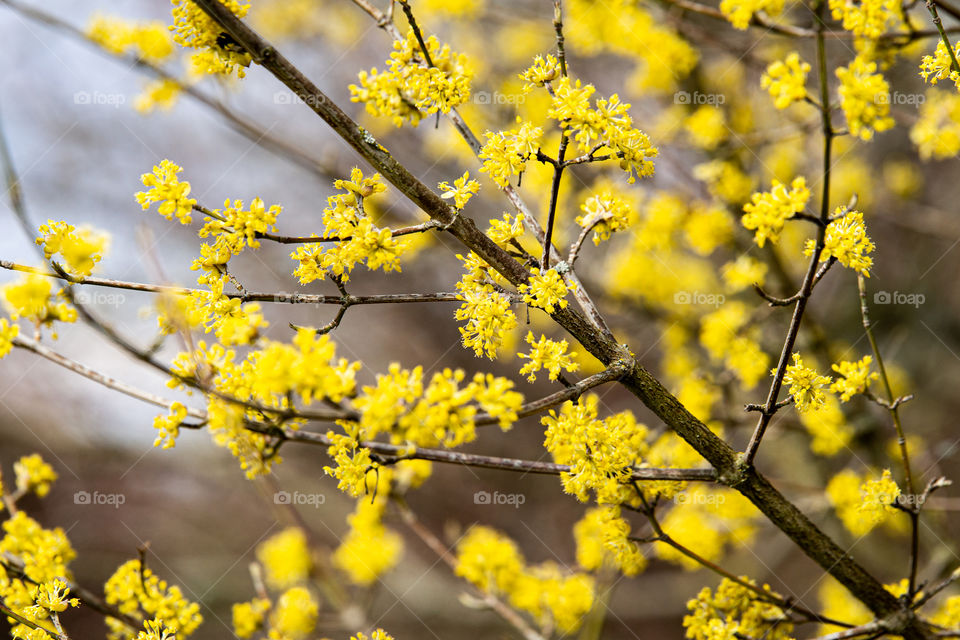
[911,88,960,159]
[332,497,403,586]
[829,0,902,38]
[520,269,571,314]
[719,0,785,29]
[520,54,560,88]
[836,57,894,141]
[478,121,543,188]
[171,0,252,78]
[232,598,270,639]
[0,318,19,359]
[684,105,728,150]
[741,177,810,247]
[36,220,110,277]
[761,53,810,109]
[518,332,579,382]
[805,209,875,276]
[135,160,196,224]
[32,579,80,613]
[269,587,317,640]
[1,274,77,334]
[152,403,187,449]
[104,560,202,640]
[826,468,900,536]
[455,525,524,593]
[684,578,792,640]
[574,506,647,576]
[576,192,633,245]
[350,29,473,127]
[352,629,395,640]
[830,356,879,401]
[87,15,175,63]
[13,454,57,498]
[135,79,182,114]
[781,353,832,412]
[799,395,853,456]
[438,171,480,209]
[920,40,960,89]
[256,528,313,589]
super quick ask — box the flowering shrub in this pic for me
[1,1,960,640]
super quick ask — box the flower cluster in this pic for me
[87,14,174,63]
[831,356,879,401]
[454,252,518,358]
[0,318,19,359]
[575,191,634,244]
[741,177,810,247]
[574,506,647,575]
[829,0,902,38]
[136,160,196,224]
[911,89,960,159]
[170,0,252,77]
[806,209,875,276]
[1,274,77,336]
[104,560,203,640]
[518,332,579,382]
[13,454,58,498]
[826,468,901,536]
[800,395,854,456]
[761,53,810,109]
[547,77,658,182]
[290,169,410,283]
[920,41,960,90]
[684,578,793,640]
[36,220,110,277]
[438,171,480,209]
[152,402,188,449]
[455,525,595,633]
[542,395,650,503]
[350,29,472,127]
[782,353,832,412]
[198,197,282,260]
[256,527,312,589]
[478,121,543,188]
[699,303,770,389]
[332,495,403,585]
[836,57,894,141]
[520,269,572,314]
[719,0,785,29]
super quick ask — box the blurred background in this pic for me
[2,0,960,638]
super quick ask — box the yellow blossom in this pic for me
[520,269,571,314]
[800,395,854,456]
[0,318,18,359]
[911,89,960,159]
[13,454,57,498]
[478,121,543,188]
[135,160,196,224]
[257,528,313,589]
[920,40,960,89]
[781,353,832,412]
[135,79,182,114]
[170,0,252,78]
[518,332,579,382]
[830,356,879,401]
[761,53,810,109]
[1,274,77,333]
[438,171,480,209]
[104,560,202,640]
[332,497,403,586]
[836,57,894,141]
[232,599,270,639]
[829,0,902,38]
[576,192,633,244]
[269,587,317,640]
[152,403,187,449]
[350,29,473,127]
[741,177,810,247]
[684,578,793,640]
[805,209,875,276]
[36,220,110,277]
